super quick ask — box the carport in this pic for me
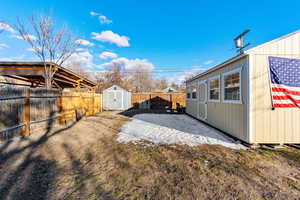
[0,62,96,90]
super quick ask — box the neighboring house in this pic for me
[186,30,300,145]
[102,85,132,111]
[163,87,179,93]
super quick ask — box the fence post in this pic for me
[22,88,30,137]
[149,94,151,109]
[170,94,172,109]
[59,91,65,125]
[100,94,102,112]
[93,92,95,115]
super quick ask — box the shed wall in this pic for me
[249,32,300,143]
[186,57,249,142]
[102,86,131,110]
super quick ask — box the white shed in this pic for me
[163,87,179,93]
[103,85,131,110]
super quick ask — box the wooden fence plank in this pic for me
[23,88,30,137]
[1,87,103,139]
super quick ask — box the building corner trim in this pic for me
[247,54,253,143]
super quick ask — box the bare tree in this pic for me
[14,13,79,88]
[155,78,168,90]
[94,65,124,92]
[66,60,91,80]
[125,69,153,93]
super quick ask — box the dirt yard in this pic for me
[1,111,300,200]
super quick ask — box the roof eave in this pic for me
[244,29,300,54]
[186,53,248,83]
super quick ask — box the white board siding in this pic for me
[249,32,300,143]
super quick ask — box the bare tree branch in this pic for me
[14,13,79,88]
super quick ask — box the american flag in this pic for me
[269,56,300,108]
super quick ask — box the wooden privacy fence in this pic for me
[131,93,186,110]
[0,87,102,140]
[61,92,102,122]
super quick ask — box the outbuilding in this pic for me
[163,87,179,93]
[186,30,300,145]
[103,85,131,110]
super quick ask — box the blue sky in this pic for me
[1,0,300,82]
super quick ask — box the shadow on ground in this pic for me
[0,114,76,200]
[0,111,300,200]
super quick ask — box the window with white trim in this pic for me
[223,68,242,103]
[208,76,220,101]
[191,86,197,99]
[186,92,191,99]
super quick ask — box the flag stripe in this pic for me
[272,87,300,96]
[274,104,299,108]
[272,92,300,100]
[272,84,300,92]
[273,95,300,103]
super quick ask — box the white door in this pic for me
[107,91,122,110]
[107,92,115,109]
[198,81,207,120]
[115,91,123,110]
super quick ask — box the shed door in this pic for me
[114,91,123,110]
[107,92,115,109]
[107,91,123,110]
[198,81,207,120]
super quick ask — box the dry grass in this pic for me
[0,112,300,200]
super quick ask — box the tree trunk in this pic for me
[44,63,52,89]
[45,76,52,89]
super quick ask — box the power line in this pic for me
[89,69,206,74]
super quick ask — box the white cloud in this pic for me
[99,15,112,24]
[26,47,35,52]
[203,60,214,65]
[123,58,154,71]
[0,54,27,61]
[99,57,154,72]
[99,51,118,59]
[65,49,96,69]
[90,11,99,16]
[0,23,16,33]
[91,31,130,47]
[75,39,95,47]
[168,66,207,84]
[0,43,9,49]
[75,48,87,52]
[89,12,112,24]
[11,34,37,41]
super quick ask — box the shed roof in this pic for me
[186,54,247,82]
[104,85,128,91]
[163,87,179,93]
[0,62,97,89]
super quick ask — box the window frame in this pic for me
[191,87,197,99]
[222,67,243,104]
[208,75,221,102]
[187,82,198,101]
[186,92,191,99]
[186,84,192,100]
